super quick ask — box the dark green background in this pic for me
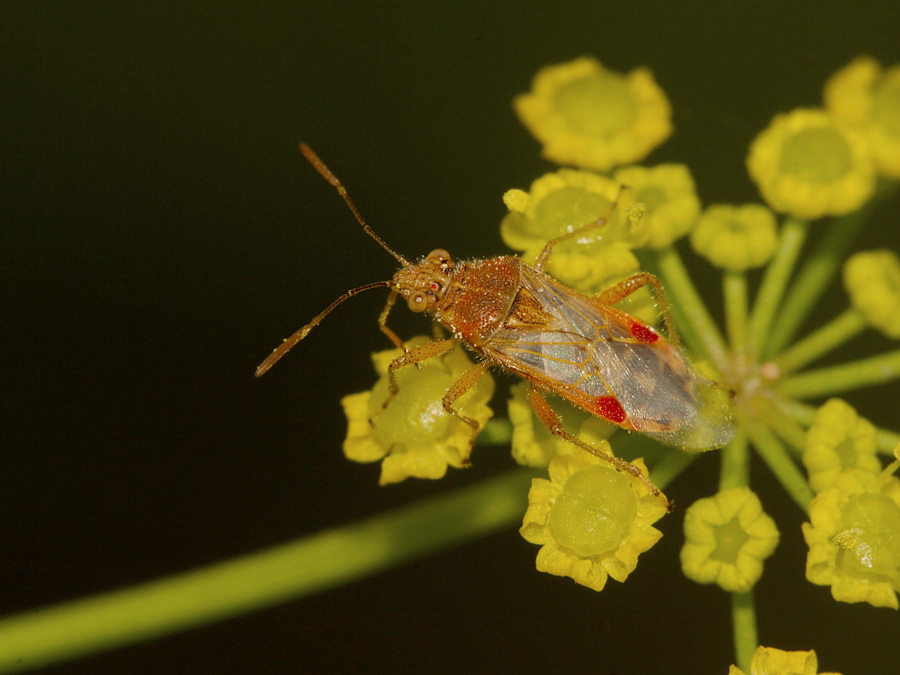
[3,3,899,673]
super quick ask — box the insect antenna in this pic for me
[255,280,394,377]
[299,143,412,267]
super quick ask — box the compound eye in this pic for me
[429,280,442,293]
[406,292,428,313]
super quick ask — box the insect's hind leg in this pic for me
[533,185,627,272]
[526,384,674,511]
[594,272,679,344]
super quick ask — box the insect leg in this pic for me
[526,384,674,510]
[377,289,406,349]
[594,272,679,344]
[376,339,458,419]
[532,186,626,272]
[441,362,489,464]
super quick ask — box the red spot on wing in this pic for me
[593,395,627,423]
[630,322,659,343]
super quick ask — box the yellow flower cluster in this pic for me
[747,56,900,220]
[341,337,494,484]
[680,487,780,593]
[826,56,900,178]
[515,56,672,171]
[519,451,667,591]
[728,646,842,675]
[843,250,900,338]
[801,401,900,608]
[747,109,875,220]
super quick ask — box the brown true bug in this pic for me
[257,144,734,506]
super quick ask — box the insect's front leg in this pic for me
[593,272,678,343]
[373,339,458,423]
[526,383,674,511]
[377,289,406,350]
[440,362,489,464]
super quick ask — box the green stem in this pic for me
[654,247,728,369]
[769,308,866,376]
[648,448,697,491]
[719,429,749,491]
[747,424,814,510]
[731,591,758,674]
[0,469,536,673]
[478,417,513,445]
[777,348,900,399]
[765,405,807,454]
[765,206,871,357]
[723,271,749,364]
[748,217,809,359]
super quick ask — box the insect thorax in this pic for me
[432,256,522,346]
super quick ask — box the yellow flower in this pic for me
[728,646,842,675]
[612,164,701,249]
[825,56,900,178]
[690,203,778,272]
[802,398,880,493]
[341,336,494,484]
[519,450,667,591]
[843,249,900,338]
[507,382,614,468]
[680,487,780,592]
[500,169,655,302]
[514,56,673,171]
[802,464,900,609]
[500,168,636,254]
[746,108,876,219]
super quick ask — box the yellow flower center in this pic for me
[532,187,611,238]
[710,516,751,564]
[372,366,450,443]
[549,466,637,557]
[554,73,635,136]
[778,126,852,182]
[835,493,900,583]
[635,185,667,211]
[873,83,900,134]
[834,437,859,467]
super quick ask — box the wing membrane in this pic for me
[486,267,733,450]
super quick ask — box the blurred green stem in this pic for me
[769,308,866,375]
[748,217,808,359]
[778,348,900,399]
[719,429,749,491]
[731,591,757,673]
[747,424,814,510]
[723,271,749,364]
[765,205,872,357]
[655,246,728,369]
[0,469,536,673]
